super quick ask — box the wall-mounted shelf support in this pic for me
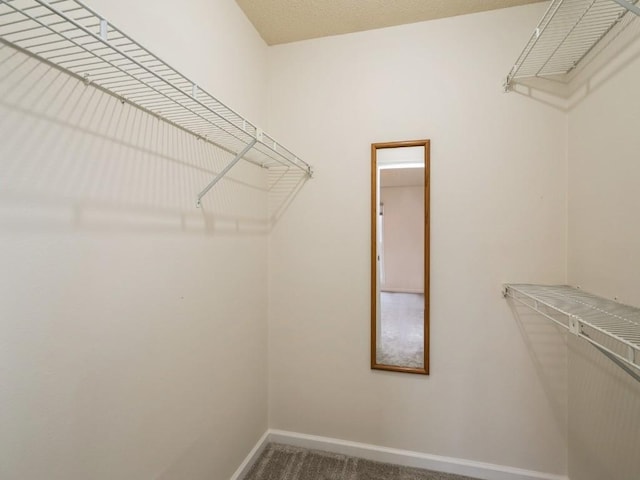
[196,138,257,208]
[504,0,640,91]
[504,284,640,380]
[612,0,640,16]
[0,0,313,206]
[99,18,107,41]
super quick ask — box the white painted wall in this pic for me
[0,1,270,479]
[267,3,569,476]
[567,34,640,480]
[9,1,637,478]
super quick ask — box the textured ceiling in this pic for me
[235,0,546,45]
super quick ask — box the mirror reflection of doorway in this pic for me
[371,140,429,375]
[377,163,425,369]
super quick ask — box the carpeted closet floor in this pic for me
[244,444,480,480]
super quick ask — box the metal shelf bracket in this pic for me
[99,18,108,41]
[196,138,258,208]
[612,0,640,16]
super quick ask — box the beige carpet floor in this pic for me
[244,443,480,480]
[377,292,424,368]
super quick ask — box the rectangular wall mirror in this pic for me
[371,140,430,375]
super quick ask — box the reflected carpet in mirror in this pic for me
[377,292,424,368]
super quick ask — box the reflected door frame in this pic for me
[371,139,430,375]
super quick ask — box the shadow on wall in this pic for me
[0,44,308,235]
[507,300,568,441]
[508,297,640,478]
[567,337,640,480]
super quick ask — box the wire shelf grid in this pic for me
[0,0,312,198]
[505,284,640,373]
[505,0,640,88]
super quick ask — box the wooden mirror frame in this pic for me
[371,139,430,375]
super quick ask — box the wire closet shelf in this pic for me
[0,0,312,206]
[504,284,640,374]
[504,0,640,90]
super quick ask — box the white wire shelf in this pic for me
[0,0,312,206]
[504,284,640,374]
[504,0,640,90]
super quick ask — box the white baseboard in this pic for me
[229,430,270,480]
[266,429,569,480]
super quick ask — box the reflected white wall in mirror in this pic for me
[371,140,430,375]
